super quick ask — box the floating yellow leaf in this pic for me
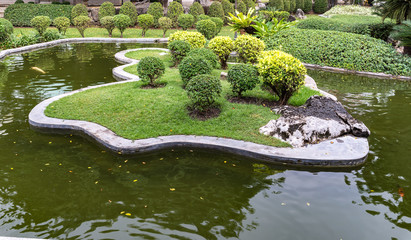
[95,181,99,184]
[125,213,131,216]
[170,188,175,191]
[281,203,286,206]
[120,211,125,214]
[200,197,204,200]
[10,168,13,170]
[124,160,128,163]
[45,163,50,166]
[306,202,310,206]
[160,158,163,160]
[49,142,52,144]
[133,179,138,182]
[224,161,227,163]
[88,167,91,169]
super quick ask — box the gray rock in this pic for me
[89,8,99,23]
[260,96,370,147]
[295,8,306,19]
[135,1,151,15]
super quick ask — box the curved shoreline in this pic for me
[0,38,409,80]
[28,47,369,167]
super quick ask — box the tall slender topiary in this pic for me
[147,2,164,28]
[208,2,225,21]
[138,14,154,37]
[313,0,327,14]
[98,1,115,21]
[167,1,184,27]
[120,1,138,26]
[189,2,205,23]
[302,0,312,13]
[268,0,284,11]
[221,0,234,24]
[71,4,88,23]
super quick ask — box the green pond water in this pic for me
[0,43,410,239]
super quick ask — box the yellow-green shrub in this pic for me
[30,16,51,36]
[208,36,234,69]
[234,34,265,64]
[169,31,206,49]
[53,16,70,35]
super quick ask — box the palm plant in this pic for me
[252,18,297,38]
[373,0,410,24]
[227,9,257,32]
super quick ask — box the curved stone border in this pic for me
[28,47,369,167]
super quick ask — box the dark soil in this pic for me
[141,83,167,89]
[188,106,221,121]
[227,96,280,108]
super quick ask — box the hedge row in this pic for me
[5,4,73,27]
[264,28,411,76]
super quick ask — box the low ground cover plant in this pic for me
[137,56,166,86]
[227,63,259,97]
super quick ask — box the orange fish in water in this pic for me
[30,67,46,74]
[398,187,404,198]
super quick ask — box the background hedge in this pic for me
[5,4,73,27]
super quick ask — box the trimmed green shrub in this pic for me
[168,40,192,66]
[268,0,284,11]
[5,4,73,27]
[137,56,165,86]
[283,0,291,12]
[323,5,373,16]
[302,0,312,13]
[264,28,411,76]
[313,0,327,14]
[234,34,265,63]
[71,4,88,22]
[138,14,154,37]
[167,1,184,27]
[169,31,206,49]
[187,48,220,69]
[208,36,234,69]
[237,0,247,14]
[186,74,222,111]
[178,14,195,30]
[73,16,90,38]
[30,16,51,36]
[369,23,395,41]
[196,19,216,40]
[53,17,70,35]
[179,56,213,86]
[147,2,164,28]
[227,64,259,97]
[15,0,24,4]
[273,11,290,21]
[188,2,205,23]
[100,16,115,37]
[158,17,172,37]
[120,1,138,26]
[258,10,274,21]
[245,0,256,12]
[0,19,13,41]
[113,14,131,38]
[98,2,115,21]
[257,50,307,105]
[221,0,234,24]
[208,2,225,21]
[210,17,224,35]
[290,0,296,12]
[296,0,304,11]
[197,14,210,21]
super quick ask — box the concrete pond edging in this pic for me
[28,47,369,167]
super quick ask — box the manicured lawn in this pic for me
[124,49,170,61]
[45,50,320,147]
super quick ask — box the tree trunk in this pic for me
[403,46,411,56]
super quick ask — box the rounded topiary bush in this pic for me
[100,16,115,37]
[120,1,138,26]
[179,56,213,86]
[168,40,192,66]
[147,2,164,28]
[178,14,194,30]
[273,11,290,21]
[227,63,259,97]
[186,74,222,111]
[210,17,223,35]
[137,56,165,86]
[302,0,312,13]
[98,1,115,21]
[138,14,154,37]
[237,0,247,14]
[197,14,210,22]
[268,0,284,11]
[196,19,216,40]
[234,34,265,64]
[208,2,224,21]
[113,14,131,38]
[169,31,206,49]
[53,16,70,35]
[313,0,327,14]
[73,16,90,38]
[187,48,220,69]
[0,18,14,41]
[257,50,307,105]
[188,2,205,23]
[167,1,184,27]
[208,36,234,69]
[221,0,234,24]
[31,16,51,36]
[14,0,24,4]
[158,17,172,37]
[71,4,88,22]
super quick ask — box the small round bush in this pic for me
[120,1,138,26]
[99,2,115,21]
[73,16,90,38]
[313,0,327,14]
[100,16,115,37]
[208,2,224,21]
[196,20,216,40]
[113,14,131,38]
[268,0,284,11]
[168,40,192,66]
[0,19,13,41]
[257,50,307,105]
[71,4,88,22]
[14,0,24,3]
[234,34,265,64]
[179,56,213,86]
[158,17,172,37]
[237,0,247,14]
[273,11,290,21]
[169,31,206,49]
[187,48,220,69]
[221,0,234,24]
[167,1,184,27]
[210,17,223,35]
[197,14,210,22]
[147,2,164,28]
[178,14,194,30]
[53,17,70,35]
[302,0,312,13]
[30,16,51,36]
[227,64,259,96]
[186,74,222,111]
[208,36,234,69]
[137,56,165,86]
[188,2,205,23]
[138,14,154,37]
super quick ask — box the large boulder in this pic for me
[295,8,306,19]
[259,96,370,147]
[135,0,151,15]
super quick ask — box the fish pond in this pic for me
[0,43,410,239]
